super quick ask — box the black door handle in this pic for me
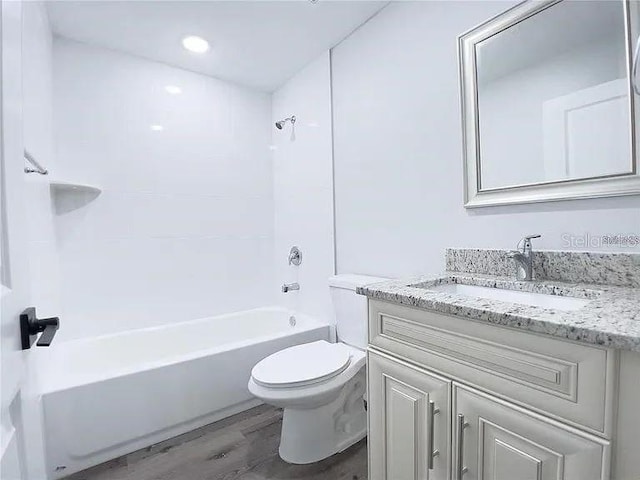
[35,319,59,347]
[20,307,60,350]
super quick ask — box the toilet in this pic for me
[247,274,387,464]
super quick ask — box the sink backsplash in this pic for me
[446,248,640,288]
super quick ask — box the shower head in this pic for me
[275,115,296,130]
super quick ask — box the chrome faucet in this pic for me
[507,234,541,281]
[288,246,302,266]
[282,282,300,293]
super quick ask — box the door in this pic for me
[452,384,609,480]
[542,78,631,181]
[368,350,451,480]
[1,2,30,479]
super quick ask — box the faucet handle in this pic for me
[516,234,541,254]
[288,246,302,266]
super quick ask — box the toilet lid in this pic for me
[251,341,351,388]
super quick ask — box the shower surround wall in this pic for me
[271,53,335,322]
[52,38,275,341]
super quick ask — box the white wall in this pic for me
[332,1,640,279]
[52,38,275,341]
[23,1,62,320]
[271,53,335,322]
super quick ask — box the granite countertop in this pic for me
[357,272,640,352]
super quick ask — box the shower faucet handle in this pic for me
[288,246,302,266]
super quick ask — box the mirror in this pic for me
[459,0,640,207]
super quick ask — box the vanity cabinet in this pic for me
[368,350,450,480]
[367,299,617,480]
[367,300,617,436]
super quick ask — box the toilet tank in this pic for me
[329,274,388,350]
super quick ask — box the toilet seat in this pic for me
[251,341,352,388]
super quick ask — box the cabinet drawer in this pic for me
[369,300,617,436]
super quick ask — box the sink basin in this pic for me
[426,283,588,311]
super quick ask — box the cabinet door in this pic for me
[452,384,609,480]
[368,350,451,480]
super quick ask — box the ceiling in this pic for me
[46,0,388,92]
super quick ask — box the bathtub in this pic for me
[31,307,331,479]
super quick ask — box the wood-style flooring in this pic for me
[64,405,368,480]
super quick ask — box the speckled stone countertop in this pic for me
[357,250,640,352]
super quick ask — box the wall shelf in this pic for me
[49,181,101,214]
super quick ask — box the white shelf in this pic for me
[49,181,101,196]
[49,181,101,214]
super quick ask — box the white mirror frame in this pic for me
[459,0,640,208]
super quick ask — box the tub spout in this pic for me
[282,282,300,293]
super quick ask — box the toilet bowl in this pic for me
[248,274,387,464]
[248,340,366,464]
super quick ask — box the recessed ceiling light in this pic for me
[182,36,210,54]
[150,125,164,131]
[165,85,182,95]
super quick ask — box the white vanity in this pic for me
[360,249,640,480]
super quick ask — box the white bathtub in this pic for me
[32,307,331,479]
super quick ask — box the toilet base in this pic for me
[278,369,367,464]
